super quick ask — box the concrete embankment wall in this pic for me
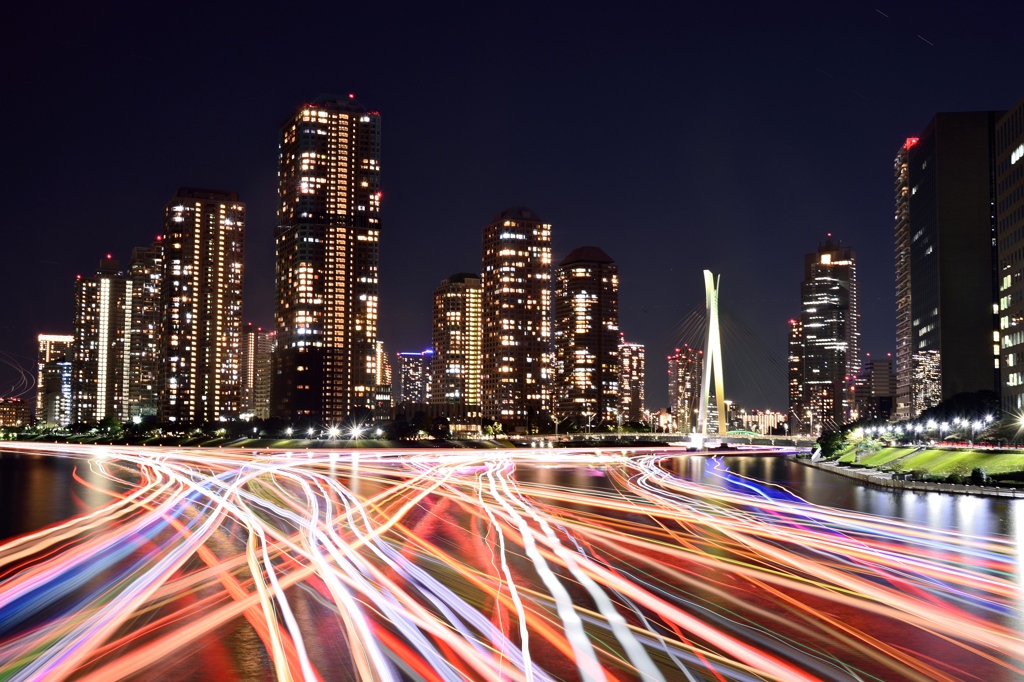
[795,458,1024,499]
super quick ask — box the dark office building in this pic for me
[997,97,1024,412]
[904,111,1002,412]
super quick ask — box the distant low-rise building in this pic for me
[0,398,31,427]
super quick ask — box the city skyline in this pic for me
[4,2,1024,412]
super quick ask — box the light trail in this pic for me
[0,443,1021,681]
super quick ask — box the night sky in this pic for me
[3,0,1023,411]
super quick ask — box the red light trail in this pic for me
[0,443,1020,681]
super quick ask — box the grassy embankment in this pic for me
[833,442,1024,480]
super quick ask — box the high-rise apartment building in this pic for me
[241,324,274,420]
[37,334,74,427]
[997,97,1024,412]
[893,138,917,420]
[431,273,482,409]
[72,256,129,424]
[554,246,619,426]
[161,189,245,424]
[480,207,552,430]
[792,239,860,432]
[395,350,432,405]
[618,336,645,422]
[273,95,382,424]
[667,344,702,432]
[126,239,163,419]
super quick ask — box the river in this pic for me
[0,446,1021,681]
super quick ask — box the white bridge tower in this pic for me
[697,270,726,435]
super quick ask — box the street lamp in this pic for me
[285,427,293,437]
[328,426,340,439]
[307,427,316,438]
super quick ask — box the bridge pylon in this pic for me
[697,270,726,436]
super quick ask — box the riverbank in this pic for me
[795,457,1024,498]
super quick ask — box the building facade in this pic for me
[241,324,274,420]
[395,351,433,405]
[553,247,619,427]
[273,95,382,424]
[0,398,30,427]
[431,273,482,410]
[900,111,1002,416]
[893,138,917,420]
[668,344,702,432]
[72,256,129,424]
[997,97,1024,412]
[36,334,74,427]
[480,207,552,430]
[618,336,645,423]
[126,239,163,419]
[854,356,897,422]
[161,189,245,424]
[793,240,860,432]
[787,318,805,434]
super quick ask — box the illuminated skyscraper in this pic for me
[72,256,129,424]
[126,239,163,419]
[893,138,917,420]
[554,247,619,426]
[618,336,645,423]
[161,189,245,424]
[241,324,274,420]
[273,95,381,423]
[395,350,432,405]
[480,207,552,430]
[997,97,1024,412]
[787,319,805,434]
[37,334,74,426]
[793,239,860,432]
[431,273,482,409]
[667,344,702,432]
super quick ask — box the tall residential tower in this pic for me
[126,239,163,419]
[431,273,482,410]
[273,95,381,423]
[480,207,552,430]
[161,189,245,424]
[553,246,619,426]
[72,256,129,424]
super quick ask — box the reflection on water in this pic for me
[673,454,1020,537]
